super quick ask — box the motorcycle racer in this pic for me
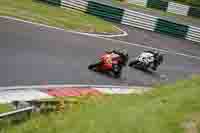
[144,50,163,70]
[129,50,163,71]
[88,48,128,78]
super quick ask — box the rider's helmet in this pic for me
[105,48,114,54]
[113,48,121,54]
[118,48,128,65]
[153,50,159,57]
[122,49,128,57]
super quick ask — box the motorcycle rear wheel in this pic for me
[88,63,98,71]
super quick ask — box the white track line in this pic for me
[1,16,200,61]
[0,84,151,93]
[0,84,145,91]
[0,16,127,38]
[68,25,128,37]
[100,37,200,60]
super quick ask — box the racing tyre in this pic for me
[142,64,149,70]
[112,64,122,78]
[88,63,97,70]
[129,60,139,67]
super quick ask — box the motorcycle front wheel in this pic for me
[112,64,122,78]
[129,60,139,67]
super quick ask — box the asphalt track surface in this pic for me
[0,17,200,87]
[115,24,200,57]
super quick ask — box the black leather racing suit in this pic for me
[144,50,160,70]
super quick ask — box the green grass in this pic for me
[0,0,119,33]
[1,76,200,133]
[0,104,12,113]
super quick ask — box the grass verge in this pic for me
[0,104,12,114]
[1,76,200,133]
[0,0,119,33]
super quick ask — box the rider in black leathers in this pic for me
[144,50,163,70]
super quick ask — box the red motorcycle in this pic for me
[88,52,125,78]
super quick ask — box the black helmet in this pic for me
[123,49,128,56]
[113,48,121,53]
[153,50,159,56]
[105,48,114,53]
[120,49,128,56]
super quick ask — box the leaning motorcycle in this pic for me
[88,53,124,78]
[129,52,162,71]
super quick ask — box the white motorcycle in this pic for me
[129,52,162,71]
